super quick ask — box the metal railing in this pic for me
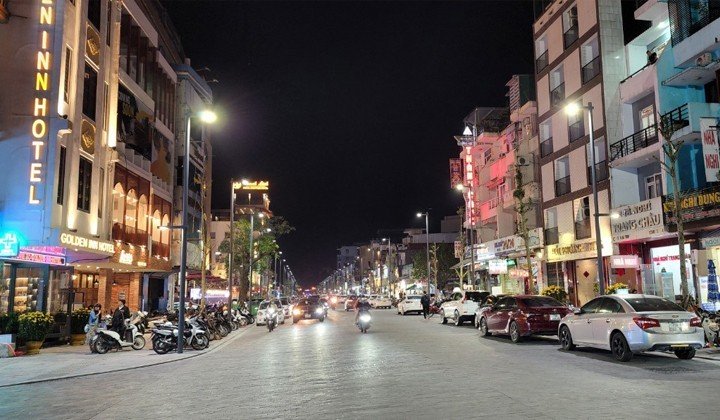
[568,119,585,142]
[669,1,720,46]
[541,137,553,157]
[545,227,559,245]
[536,50,549,73]
[581,56,601,84]
[587,160,609,185]
[660,103,690,132]
[152,240,170,258]
[563,25,578,49]
[112,223,148,247]
[550,83,565,107]
[555,175,571,196]
[609,124,658,161]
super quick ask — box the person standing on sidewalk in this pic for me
[420,291,430,319]
[85,304,102,344]
[111,299,130,340]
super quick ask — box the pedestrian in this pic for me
[111,299,131,340]
[420,291,430,319]
[85,304,102,344]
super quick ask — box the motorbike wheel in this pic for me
[132,335,146,350]
[191,334,209,350]
[153,338,171,355]
[231,321,239,331]
[239,317,248,327]
[94,338,110,354]
[219,324,230,337]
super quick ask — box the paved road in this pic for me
[1,309,718,419]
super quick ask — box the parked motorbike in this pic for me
[187,317,210,350]
[238,305,255,325]
[357,311,371,333]
[91,312,147,354]
[701,312,720,347]
[151,323,192,354]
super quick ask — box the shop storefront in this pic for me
[479,228,545,295]
[546,240,613,306]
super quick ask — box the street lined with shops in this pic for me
[2,309,719,419]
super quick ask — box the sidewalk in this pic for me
[0,327,248,388]
[696,347,720,361]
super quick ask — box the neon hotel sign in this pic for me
[29,0,56,205]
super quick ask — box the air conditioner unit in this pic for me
[696,52,713,67]
[517,156,528,166]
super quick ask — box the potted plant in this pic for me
[0,312,19,344]
[541,285,568,303]
[70,308,90,345]
[18,311,54,355]
[606,282,628,295]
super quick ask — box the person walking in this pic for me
[85,304,102,344]
[420,291,430,319]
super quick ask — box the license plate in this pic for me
[549,314,561,321]
[670,344,689,348]
[305,314,311,318]
[668,323,681,333]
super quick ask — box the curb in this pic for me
[0,326,250,388]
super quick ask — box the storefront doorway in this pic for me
[574,259,597,306]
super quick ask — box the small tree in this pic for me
[513,159,536,294]
[657,114,690,305]
[412,244,457,291]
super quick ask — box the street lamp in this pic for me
[565,101,605,295]
[416,211,431,296]
[178,109,216,353]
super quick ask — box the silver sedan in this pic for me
[558,294,704,362]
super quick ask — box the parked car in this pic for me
[477,295,571,342]
[256,300,285,326]
[292,298,326,323]
[397,295,423,315]
[439,290,489,326]
[279,297,291,318]
[558,294,704,361]
[370,295,393,309]
[345,295,359,311]
[473,294,507,328]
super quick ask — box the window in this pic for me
[554,157,570,196]
[62,47,72,104]
[587,136,608,182]
[639,104,655,129]
[87,0,101,29]
[483,148,492,164]
[580,37,600,84]
[550,65,565,107]
[119,13,130,72]
[624,296,683,312]
[574,196,591,240]
[545,207,559,245]
[102,82,109,130]
[82,62,98,120]
[56,146,66,205]
[540,120,553,157]
[568,103,585,141]
[129,26,139,81]
[97,167,104,218]
[646,173,663,199]
[580,297,603,314]
[598,298,625,314]
[77,157,92,212]
[546,262,564,287]
[563,5,579,49]
[519,297,564,307]
[535,35,549,73]
[106,0,112,46]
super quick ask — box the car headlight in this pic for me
[331,297,337,303]
[315,307,324,314]
[268,309,276,314]
[293,308,302,315]
[359,314,371,322]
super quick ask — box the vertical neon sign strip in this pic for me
[29,0,55,204]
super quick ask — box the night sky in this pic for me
[164,1,536,285]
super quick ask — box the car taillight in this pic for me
[689,317,702,327]
[633,316,660,330]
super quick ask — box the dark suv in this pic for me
[292,298,326,323]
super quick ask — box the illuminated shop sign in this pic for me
[16,250,66,265]
[60,233,115,254]
[0,233,20,258]
[663,185,720,228]
[232,180,269,191]
[119,250,134,265]
[28,0,56,205]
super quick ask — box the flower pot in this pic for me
[70,333,86,346]
[25,340,43,355]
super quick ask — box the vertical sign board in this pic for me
[449,158,462,189]
[701,117,720,182]
[29,0,56,204]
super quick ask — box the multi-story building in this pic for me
[457,75,543,295]
[533,0,621,305]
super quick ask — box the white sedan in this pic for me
[370,295,393,309]
[397,295,423,315]
[558,294,704,362]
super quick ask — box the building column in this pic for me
[97,269,114,315]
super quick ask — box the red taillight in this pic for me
[689,317,702,327]
[633,316,660,330]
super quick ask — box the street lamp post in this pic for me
[178,109,216,354]
[227,180,235,310]
[416,212,431,296]
[565,101,605,295]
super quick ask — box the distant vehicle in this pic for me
[439,291,489,326]
[397,295,423,315]
[345,295,359,311]
[292,298,326,324]
[279,297,291,318]
[477,295,571,342]
[370,295,393,309]
[257,300,285,326]
[558,294,704,361]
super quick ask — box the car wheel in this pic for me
[674,347,696,360]
[479,317,490,337]
[474,315,480,329]
[559,325,575,351]
[440,310,447,324]
[509,321,522,343]
[319,316,325,323]
[292,318,298,324]
[610,332,633,362]
[454,311,463,326]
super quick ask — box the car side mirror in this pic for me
[573,308,583,315]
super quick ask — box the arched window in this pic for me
[151,210,162,242]
[137,195,148,233]
[125,189,137,230]
[161,214,170,246]
[112,183,125,225]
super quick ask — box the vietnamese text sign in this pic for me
[611,197,664,242]
[701,117,720,182]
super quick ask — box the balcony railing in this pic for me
[550,83,565,107]
[609,124,658,161]
[670,2,720,46]
[545,227,559,245]
[581,56,601,85]
[587,160,609,184]
[536,50,549,73]
[112,223,149,247]
[152,240,170,258]
[568,119,585,142]
[659,103,690,133]
[555,175,571,197]
[540,137,553,157]
[563,25,578,49]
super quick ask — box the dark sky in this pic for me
[164,1,535,285]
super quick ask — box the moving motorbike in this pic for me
[266,307,279,332]
[91,312,147,354]
[357,311,371,333]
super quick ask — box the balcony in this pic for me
[587,160,609,184]
[581,56,601,85]
[575,220,592,240]
[536,50,549,73]
[479,196,499,223]
[540,137,553,157]
[609,124,658,162]
[620,62,656,103]
[568,119,585,142]
[545,227,559,245]
[671,4,720,66]
[550,83,565,107]
[555,175,571,197]
[563,25,578,49]
[112,223,149,247]
[152,241,170,259]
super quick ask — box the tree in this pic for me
[657,114,691,305]
[412,243,458,291]
[454,207,469,287]
[513,162,536,293]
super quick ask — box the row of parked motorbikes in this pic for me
[89,304,257,355]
